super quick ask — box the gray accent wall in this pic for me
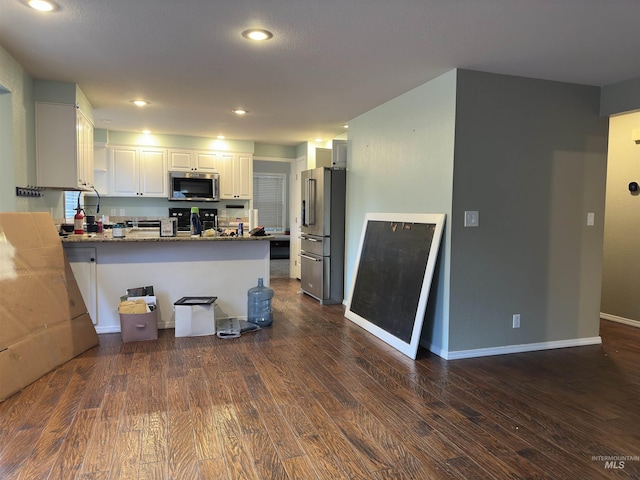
[345,69,608,356]
[450,70,608,352]
[600,77,640,117]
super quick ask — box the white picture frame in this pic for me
[345,212,446,359]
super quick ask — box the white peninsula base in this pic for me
[63,237,270,334]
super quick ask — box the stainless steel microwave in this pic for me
[169,172,220,201]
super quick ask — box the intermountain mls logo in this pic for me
[592,455,639,470]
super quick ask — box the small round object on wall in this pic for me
[629,181,639,194]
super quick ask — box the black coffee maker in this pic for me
[169,207,217,231]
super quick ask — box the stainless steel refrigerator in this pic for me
[300,167,346,304]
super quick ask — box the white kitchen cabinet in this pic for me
[93,143,109,195]
[168,149,219,173]
[66,247,98,325]
[218,152,252,199]
[110,147,167,197]
[36,102,94,190]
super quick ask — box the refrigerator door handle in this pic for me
[301,199,306,227]
[308,178,317,225]
[299,253,322,261]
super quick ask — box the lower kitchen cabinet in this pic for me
[66,247,98,325]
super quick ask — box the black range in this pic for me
[169,207,218,231]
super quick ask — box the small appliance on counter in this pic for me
[169,207,218,232]
[125,219,160,228]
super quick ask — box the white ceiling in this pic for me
[2,0,640,147]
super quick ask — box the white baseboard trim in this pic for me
[95,317,242,335]
[600,313,640,328]
[95,325,120,334]
[426,344,448,359]
[95,322,176,335]
[426,336,602,360]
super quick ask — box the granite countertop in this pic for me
[61,231,273,243]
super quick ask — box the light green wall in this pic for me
[106,130,254,153]
[32,79,94,123]
[295,142,307,158]
[254,143,296,158]
[94,128,109,144]
[0,43,62,214]
[33,79,76,103]
[0,87,15,212]
[346,69,457,353]
[0,44,31,212]
[450,70,607,352]
[602,112,640,320]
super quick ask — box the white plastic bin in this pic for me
[174,296,217,337]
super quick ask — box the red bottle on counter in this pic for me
[74,208,84,235]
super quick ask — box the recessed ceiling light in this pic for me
[315,138,323,142]
[142,129,151,134]
[242,29,273,41]
[217,135,225,140]
[343,124,349,129]
[232,109,248,115]
[131,100,149,107]
[28,0,55,12]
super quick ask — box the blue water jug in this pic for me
[247,278,274,327]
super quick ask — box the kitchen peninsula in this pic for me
[62,233,271,334]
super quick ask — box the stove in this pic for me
[169,207,218,231]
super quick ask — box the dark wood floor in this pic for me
[1,278,639,479]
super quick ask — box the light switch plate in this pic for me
[587,212,595,226]
[464,211,479,227]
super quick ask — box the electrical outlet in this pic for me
[512,314,521,329]
[119,209,126,216]
[110,209,116,216]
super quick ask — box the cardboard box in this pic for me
[0,212,99,401]
[174,296,216,337]
[119,310,158,343]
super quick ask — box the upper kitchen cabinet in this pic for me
[110,147,167,197]
[218,153,253,200]
[168,150,219,173]
[36,102,94,190]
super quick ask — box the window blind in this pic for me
[253,173,286,232]
[64,191,82,221]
